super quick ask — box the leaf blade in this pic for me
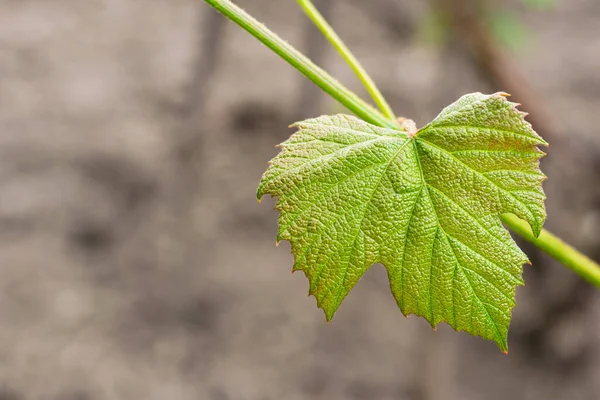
[258,93,547,351]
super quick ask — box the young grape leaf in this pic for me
[257,92,547,352]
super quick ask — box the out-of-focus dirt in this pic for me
[0,1,599,399]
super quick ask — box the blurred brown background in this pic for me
[1,0,600,399]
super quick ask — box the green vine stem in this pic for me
[502,214,600,288]
[203,0,600,287]
[297,0,397,121]
[203,0,397,129]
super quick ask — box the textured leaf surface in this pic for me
[257,93,547,351]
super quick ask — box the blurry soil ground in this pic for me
[0,0,600,399]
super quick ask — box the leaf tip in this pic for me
[319,303,338,323]
[497,339,509,353]
[532,224,543,238]
[256,186,265,202]
[324,312,334,323]
[499,334,510,354]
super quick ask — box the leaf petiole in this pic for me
[297,0,397,121]
[203,0,397,129]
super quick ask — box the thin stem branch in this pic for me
[203,0,398,129]
[502,214,600,288]
[297,0,397,121]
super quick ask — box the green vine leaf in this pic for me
[257,92,547,352]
